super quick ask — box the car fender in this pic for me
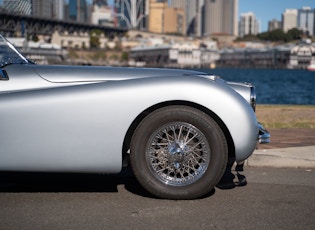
[119,75,258,162]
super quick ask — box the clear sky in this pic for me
[239,0,315,32]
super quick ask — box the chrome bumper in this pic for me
[258,123,270,144]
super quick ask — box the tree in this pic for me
[287,28,303,40]
[90,29,103,49]
[256,32,269,41]
[239,28,304,43]
[242,34,260,41]
[30,34,39,42]
[268,29,289,42]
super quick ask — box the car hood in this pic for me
[34,65,206,83]
[34,65,253,105]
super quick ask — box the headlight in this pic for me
[227,81,256,111]
[250,85,256,111]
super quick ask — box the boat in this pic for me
[307,63,315,71]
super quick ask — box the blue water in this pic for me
[198,68,315,105]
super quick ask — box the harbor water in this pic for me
[198,68,315,105]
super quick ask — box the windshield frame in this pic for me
[0,34,31,68]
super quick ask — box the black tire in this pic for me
[130,105,228,199]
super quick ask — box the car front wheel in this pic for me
[130,105,228,199]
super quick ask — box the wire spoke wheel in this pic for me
[131,106,228,199]
[147,122,210,186]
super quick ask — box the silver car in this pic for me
[0,34,269,199]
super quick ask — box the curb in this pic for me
[246,146,315,168]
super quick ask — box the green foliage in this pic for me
[121,52,129,61]
[90,29,103,36]
[256,29,289,42]
[287,28,303,40]
[90,36,99,49]
[239,28,305,43]
[68,50,79,58]
[30,34,39,42]
[90,51,107,61]
[110,53,119,60]
[89,29,103,49]
[237,34,260,41]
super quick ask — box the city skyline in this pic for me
[107,0,315,32]
[239,0,315,32]
[1,0,315,34]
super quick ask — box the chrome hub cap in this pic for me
[146,122,210,186]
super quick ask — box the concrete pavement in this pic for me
[247,146,315,168]
[246,128,315,168]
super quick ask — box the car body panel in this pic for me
[0,64,258,173]
[35,65,205,83]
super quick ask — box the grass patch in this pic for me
[256,105,315,128]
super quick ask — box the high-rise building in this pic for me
[114,0,148,30]
[298,7,315,36]
[282,9,298,32]
[268,19,281,32]
[53,0,65,20]
[91,0,113,26]
[168,0,197,36]
[3,0,31,15]
[238,12,259,37]
[148,0,188,35]
[148,0,167,33]
[32,0,53,18]
[163,6,185,35]
[68,0,88,23]
[196,0,205,37]
[204,0,238,36]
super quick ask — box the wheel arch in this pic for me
[122,100,235,164]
